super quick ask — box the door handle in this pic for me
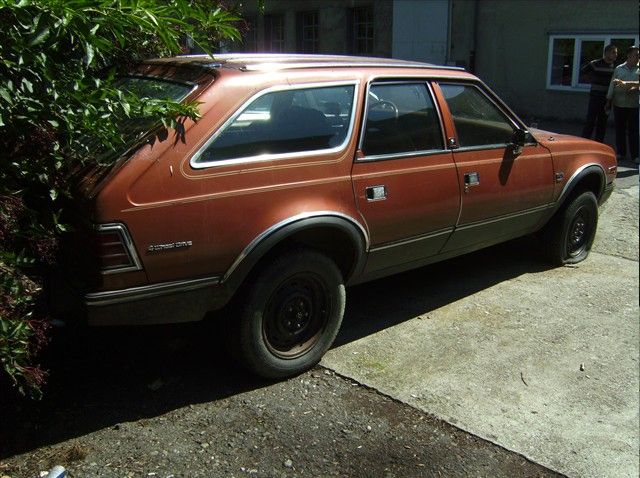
[365,185,387,201]
[464,172,479,193]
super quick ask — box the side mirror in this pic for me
[513,128,528,146]
[512,128,529,156]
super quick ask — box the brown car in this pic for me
[56,54,617,379]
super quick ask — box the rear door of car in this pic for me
[432,81,554,253]
[351,80,460,276]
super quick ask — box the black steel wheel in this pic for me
[542,191,599,265]
[232,249,345,379]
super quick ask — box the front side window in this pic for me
[192,84,356,167]
[361,83,443,158]
[439,84,514,148]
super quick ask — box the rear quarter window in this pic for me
[191,83,357,168]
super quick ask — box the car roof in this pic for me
[143,53,465,73]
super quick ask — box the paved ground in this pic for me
[322,156,639,478]
[2,122,636,478]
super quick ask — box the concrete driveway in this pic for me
[322,165,639,478]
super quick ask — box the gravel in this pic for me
[0,322,562,478]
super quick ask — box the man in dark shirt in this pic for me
[581,44,618,143]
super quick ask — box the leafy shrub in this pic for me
[0,0,255,398]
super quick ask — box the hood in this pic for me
[529,128,616,157]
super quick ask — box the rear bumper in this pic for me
[52,275,229,326]
[85,276,226,326]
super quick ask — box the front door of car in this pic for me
[351,81,460,276]
[433,82,554,253]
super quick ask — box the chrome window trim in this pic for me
[355,148,453,162]
[451,143,519,153]
[190,81,360,169]
[97,223,143,275]
[357,80,448,161]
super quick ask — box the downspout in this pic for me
[469,0,479,73]
[446,0,453,65]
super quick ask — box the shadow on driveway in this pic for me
[0,235,552,459]
[335,235,550,346]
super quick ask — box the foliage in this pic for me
[0,0,255,398]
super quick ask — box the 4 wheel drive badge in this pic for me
[147,241,193,253]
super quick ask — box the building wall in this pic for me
[237,0,393,57]
[451,0,639,122]
[235,0,637,122]
[392,0,450,64]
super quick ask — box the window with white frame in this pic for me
[547,33,638,91]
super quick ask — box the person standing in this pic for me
[581,44,617,143]
[606,45,639,164]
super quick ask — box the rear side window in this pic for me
[361,82,443,157]
[192,84,356,167]
[439,84,514,148]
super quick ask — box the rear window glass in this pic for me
[116,77,194,102]
[71,77,194,167]
[192,84,356,166]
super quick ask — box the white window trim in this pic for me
[546,33,639,92]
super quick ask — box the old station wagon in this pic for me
[56,54,617,378]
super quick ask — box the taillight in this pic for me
[96,224,142,274]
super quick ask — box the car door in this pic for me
[351,81,461,276]
[433,81,554,253]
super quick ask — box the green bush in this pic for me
[0,0,257,398]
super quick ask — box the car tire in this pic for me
[230,248,345,379]
[542,191,599,266]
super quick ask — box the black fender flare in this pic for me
[220,212,369,304]
[551,163,608,216]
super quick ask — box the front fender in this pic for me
[553,163,610,214]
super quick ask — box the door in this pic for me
[351,81,460,275]
[434,82,554,253]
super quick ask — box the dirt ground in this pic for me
[0,321,563,478]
